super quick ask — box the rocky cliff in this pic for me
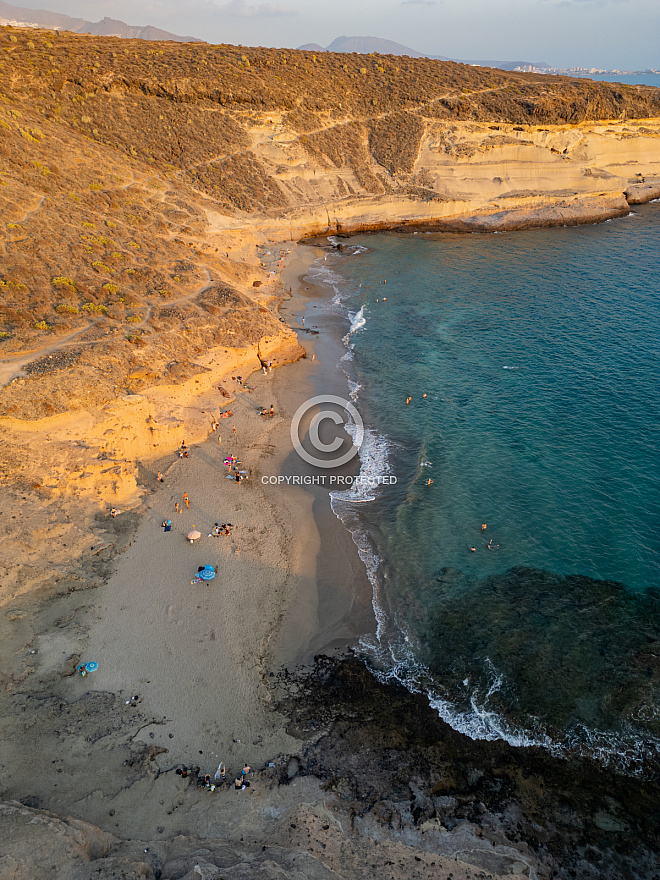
[1,27,659,377]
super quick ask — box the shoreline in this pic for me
[2,209,660,880]
[278,249,377,664]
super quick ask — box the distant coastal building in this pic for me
[0,17,43,28]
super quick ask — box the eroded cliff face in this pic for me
[231,114,660,238]
[1,28,659,372]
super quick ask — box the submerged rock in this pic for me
[425,566,660,742]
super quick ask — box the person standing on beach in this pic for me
[157,471,164,483]
[183,492,190,510]
[175,502,180,514]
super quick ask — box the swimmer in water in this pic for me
[481,523,487,531]
[470,547,476,553]
[426,478,434,486]
[406,396,412,405]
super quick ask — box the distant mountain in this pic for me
[76,16,201,42]
[0,0,201,41]
[297,42,326,53]
[324,35,451,60]
[297,35,550,71]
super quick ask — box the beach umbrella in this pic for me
[187,529,202,543]
[199,565,216,581]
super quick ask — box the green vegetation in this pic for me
[51,276,77,290]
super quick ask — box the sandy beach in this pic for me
[78,243,368,770]
[0,241,372,791]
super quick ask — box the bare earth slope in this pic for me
[1,27,660,381]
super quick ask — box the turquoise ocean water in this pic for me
[585,73,660,88]
[307,202,660,770]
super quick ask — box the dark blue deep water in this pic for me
[309,203,660,768]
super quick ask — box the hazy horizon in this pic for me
[3,0,659,70]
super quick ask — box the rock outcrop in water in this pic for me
[425,567,660,744]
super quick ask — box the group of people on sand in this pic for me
[223,454,247,483]
[178,762,252,793]
[233,375,254,393]
[258,404,275,418]
[210,522,233,537]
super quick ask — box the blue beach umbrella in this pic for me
[85,661,99,672]
[199,565,216,581]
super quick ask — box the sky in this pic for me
[7,0,660,70]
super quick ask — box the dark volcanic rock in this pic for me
[278,654,660,880]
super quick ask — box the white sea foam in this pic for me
[331,426,392,505]
[305,263,347,306]
[343,305,366,345]
[310,240,660,775]
[314,245,549,752]
[361,611,660,771]
[363,626,555,748]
